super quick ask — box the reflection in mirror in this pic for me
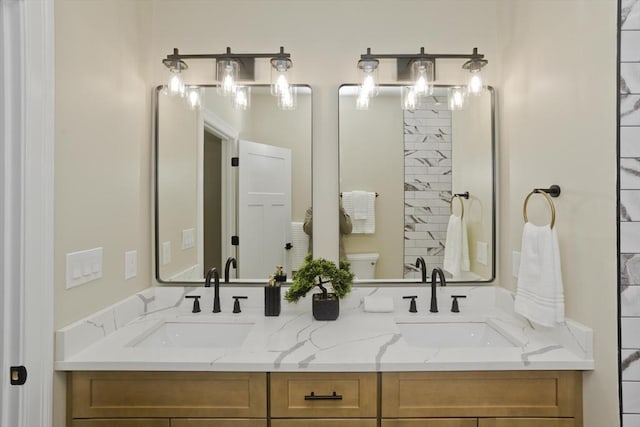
[339,85,494,283]
[156,85,312,283]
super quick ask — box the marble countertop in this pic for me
[54,285,594,372]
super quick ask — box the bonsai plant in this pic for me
[285,254,354,320]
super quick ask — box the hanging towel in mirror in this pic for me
[343,191,376,234]
[514,223,565,327]
[443,214,470,277]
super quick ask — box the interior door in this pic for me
[238,140,292,279]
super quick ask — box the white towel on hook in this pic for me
[343,191,376,234]
[514,222,565,327]
[352,191,370,220]
[443,214,470,277]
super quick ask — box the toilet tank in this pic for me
[346,253,379,280]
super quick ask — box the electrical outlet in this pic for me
[182,228,195,250]
[512,251,521,278]
[162,241,171,265]
[476,241,488,265]
[66,247,103,289]
[125,250,137,280]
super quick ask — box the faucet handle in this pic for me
[232,296,248,313]
[450,295,467,313]
[185,295,201,313]
[402,296,418,313]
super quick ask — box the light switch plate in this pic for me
[162,241,171,265]
[476,241,488,265]
[66,247,103,289]
[182,228,195,250]
[125,250,137,280]
[512,251,521,278]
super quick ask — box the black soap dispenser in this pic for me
[264,274,281,317]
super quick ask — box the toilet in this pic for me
[346,253,379,280]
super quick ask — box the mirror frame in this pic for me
[153,84,313,285]
[337,84,496,284]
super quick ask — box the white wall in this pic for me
[497,1,618,425]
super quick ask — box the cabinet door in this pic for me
[271,420,377,427]
[171,420,267,427]
[71,420,169,427]
[382,371,581,418]
[270,372,377,418]
[382,419,477,427]
[69,371,267,418]
[479,419,575,427]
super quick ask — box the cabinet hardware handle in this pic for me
[304,391,343,400]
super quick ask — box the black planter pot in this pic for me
[312,293,339,321]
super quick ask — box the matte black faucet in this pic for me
[224,257,237,283]
[415,257,427,283]
[205,267,221,313]
[429,267,446,313]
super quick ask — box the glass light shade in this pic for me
[271,58,293,97]
[467,69,484,95]
[216,59,238,97]
[277,85,297,110]
[186,87,201,109]
[233,86,251,110]
[357,59,379,98]
[168,70,185,97]
[411,59,434,96]
[356,91,370,110]
[448,87,467,110]
[402,86,418,110]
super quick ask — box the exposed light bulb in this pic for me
[186,87,201,109]
[278,86,296,110]
[168,72,185,96]
[356,92,370,110]
[233,86,250,110]
[357,58,379,100]
[403,87,418,110]
[467,70,484,95]
[275,73,289,96]
[217,59,238,97]
[411,60,433,97]
[271,57,293,97]
[448,87,467,110]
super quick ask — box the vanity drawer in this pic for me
[271,419,377,427]
[478,419,575,427]
[270,372,377,418]
[171,420,267,427]
[71,420,169,427]
[68,371,267,418]
[381,371,581,418]
[382,420,477,427]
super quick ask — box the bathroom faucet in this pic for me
[429,267,446,313]
[415,257,427,283]
[224,257,237,283]
[205,267,221,313]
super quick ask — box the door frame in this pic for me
[0,0,54,426]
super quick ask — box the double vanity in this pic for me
[57,285,593,427]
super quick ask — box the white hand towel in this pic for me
[353,191,370,220]
[443,214,470,277]
[343,191,376,234]
[514,223,565,327]
[363,296,394,313]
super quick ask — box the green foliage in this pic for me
[284,254,354,303]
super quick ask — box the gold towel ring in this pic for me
[523,189,556,228]
[450,194,465,219]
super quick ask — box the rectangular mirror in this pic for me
[155,85,312,283]
[338,85,495,283]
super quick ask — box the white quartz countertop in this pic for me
[54,285,594,372]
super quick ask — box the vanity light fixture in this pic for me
[162,46,294,110]
[355,47,487,110]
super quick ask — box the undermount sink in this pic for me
[128,318,254,348]
[396,320,519,348]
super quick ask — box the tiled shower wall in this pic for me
[403,97,452,277]
[620,0,640,424]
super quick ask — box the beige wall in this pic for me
[339,92,404,278]
[157,92,199,279]
[497,1,618,425]
[452,90,494,279]
[53,0,153,426]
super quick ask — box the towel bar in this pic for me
[450,192,468,218]
[523,188,557,228]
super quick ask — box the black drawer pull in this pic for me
[304,391,343,400]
